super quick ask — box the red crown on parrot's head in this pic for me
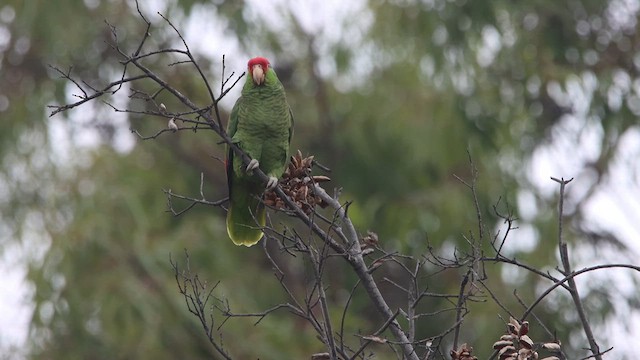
[248,57,270,71]
[248,57,270,85]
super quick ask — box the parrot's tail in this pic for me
[226,182,266,247]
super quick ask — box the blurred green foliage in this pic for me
[1,0,639,358]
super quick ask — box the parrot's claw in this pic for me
[266,176,279,190]
[246,159,260,174]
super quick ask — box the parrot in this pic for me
[225,57,294,246]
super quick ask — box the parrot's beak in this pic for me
[252,64,265,85]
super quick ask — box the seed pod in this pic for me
[519,335,534,349]
[518,348,533,357]
[312,175,331,182]
[493,340,514,349]
[498,345,516,359]
[508,317,520,335]
[361,247,375,256]
[168,118,178,131]
[541,343,561,352]
[302,155,314,168]
[361,335,387,344]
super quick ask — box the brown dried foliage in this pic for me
[491,317,562,360]
[450,343,478,360]
[264,150,330,214]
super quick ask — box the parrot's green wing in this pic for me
[225,98,266,246]
[225,99,240,201]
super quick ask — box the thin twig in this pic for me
[520,263,640,321]
[171,251,232,360]
[452,270,470,350]
[551,176,601,360]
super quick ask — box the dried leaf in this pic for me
[541,343,561,352]
[361,247,375,256]
[312,175,331,182]
[498,345,516,358]
[518,348,536,360]
[493,340,514,349]
[361,335,387,344]
[311,352,330,360]
[519,335,534,349]
[508,317,521,335]
[362,231,379,245]
[302,155,314,167]
[368,259,387,272]
[451,344,477,360]
[168,117,178,130]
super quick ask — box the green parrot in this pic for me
[226,57,293,246]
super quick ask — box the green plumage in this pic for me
[226,59,293,246]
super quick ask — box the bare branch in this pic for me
[452,270,470,350]
[47,65,149,116]
[163,173,227,217]
[171,251,232,360]
[550,176,602,360]
[520,263,640,321]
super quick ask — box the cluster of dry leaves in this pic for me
[264,150,330,214]
[451,317,562,360]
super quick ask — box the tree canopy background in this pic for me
[1,0,640,359]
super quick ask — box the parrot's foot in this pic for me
[266,176,279,190]
[246,159,260,174]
